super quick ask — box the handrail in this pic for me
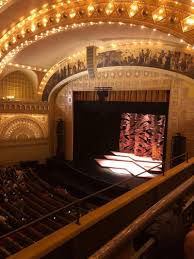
[89,175,194,259]
[0,152,188,241]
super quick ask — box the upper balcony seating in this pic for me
[0,166,93,258]
[0,161,136,258]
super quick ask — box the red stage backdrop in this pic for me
[119,113,166,160]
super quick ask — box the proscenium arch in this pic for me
[50,66,194,162]
[50,66,194,103]
[1,0,194,73]
[41,35,194,101]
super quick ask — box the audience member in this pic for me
[184,224,194,259]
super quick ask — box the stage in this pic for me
[74,151,162,191]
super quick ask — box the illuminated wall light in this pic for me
[152,6,166,22]
[42,17,48,26]
[69,9,76,18]
[181,15,194,32]
[111,43,117,49]
[56,13,62,22]
[0,21,190,79]
[99,46,104,50]
[105,2,114,15]
[31,24,36,32]
[12,37,16,43]
[88,3,95,16]
[4,43,8,50]
[128,2,139,17]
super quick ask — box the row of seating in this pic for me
[0,166,96,258]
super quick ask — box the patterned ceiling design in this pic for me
[1,0,194,75]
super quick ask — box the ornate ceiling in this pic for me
[1,0,194,76]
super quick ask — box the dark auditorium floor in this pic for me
[38,157,156,205]
[74,159,149,189]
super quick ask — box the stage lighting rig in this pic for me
[95,87,112,102]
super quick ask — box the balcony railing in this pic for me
[90,176,194,259]
[1,153,193,259]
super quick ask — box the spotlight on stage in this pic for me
[96,152,163,178]
[95,87,112,102]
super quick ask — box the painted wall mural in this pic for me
[119,113,166,160]
[43,41,194,101]
[42,58,87,101]
[97,47,194,78]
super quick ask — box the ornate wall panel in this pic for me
[53,66,194,165]
[0,113,48,142]
[0,71,36,101]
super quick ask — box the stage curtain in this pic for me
[74,90,170,103]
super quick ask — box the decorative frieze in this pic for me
[0,113,48,142]
[0,101,49,114]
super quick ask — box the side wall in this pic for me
[0,112,49,165]
[0,141,49,165]
[52,66,194,165]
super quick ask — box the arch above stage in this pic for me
[49,66,194,164]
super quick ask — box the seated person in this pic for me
[184,224,194,259]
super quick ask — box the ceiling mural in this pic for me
[1,1,194,70]
[41,39,194,100]
[1,0,194,99]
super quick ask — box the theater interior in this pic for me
[0,1,194,258]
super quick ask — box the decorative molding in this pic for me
[1,0,194,75]
[0,113,48,141]
[0,138,48,147]
[0,101,49,114]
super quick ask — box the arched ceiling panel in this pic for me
[12,24,184,68]
[1,0,194,75]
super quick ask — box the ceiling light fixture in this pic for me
[152,6,166,22]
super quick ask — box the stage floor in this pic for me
[74,152,163,191]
